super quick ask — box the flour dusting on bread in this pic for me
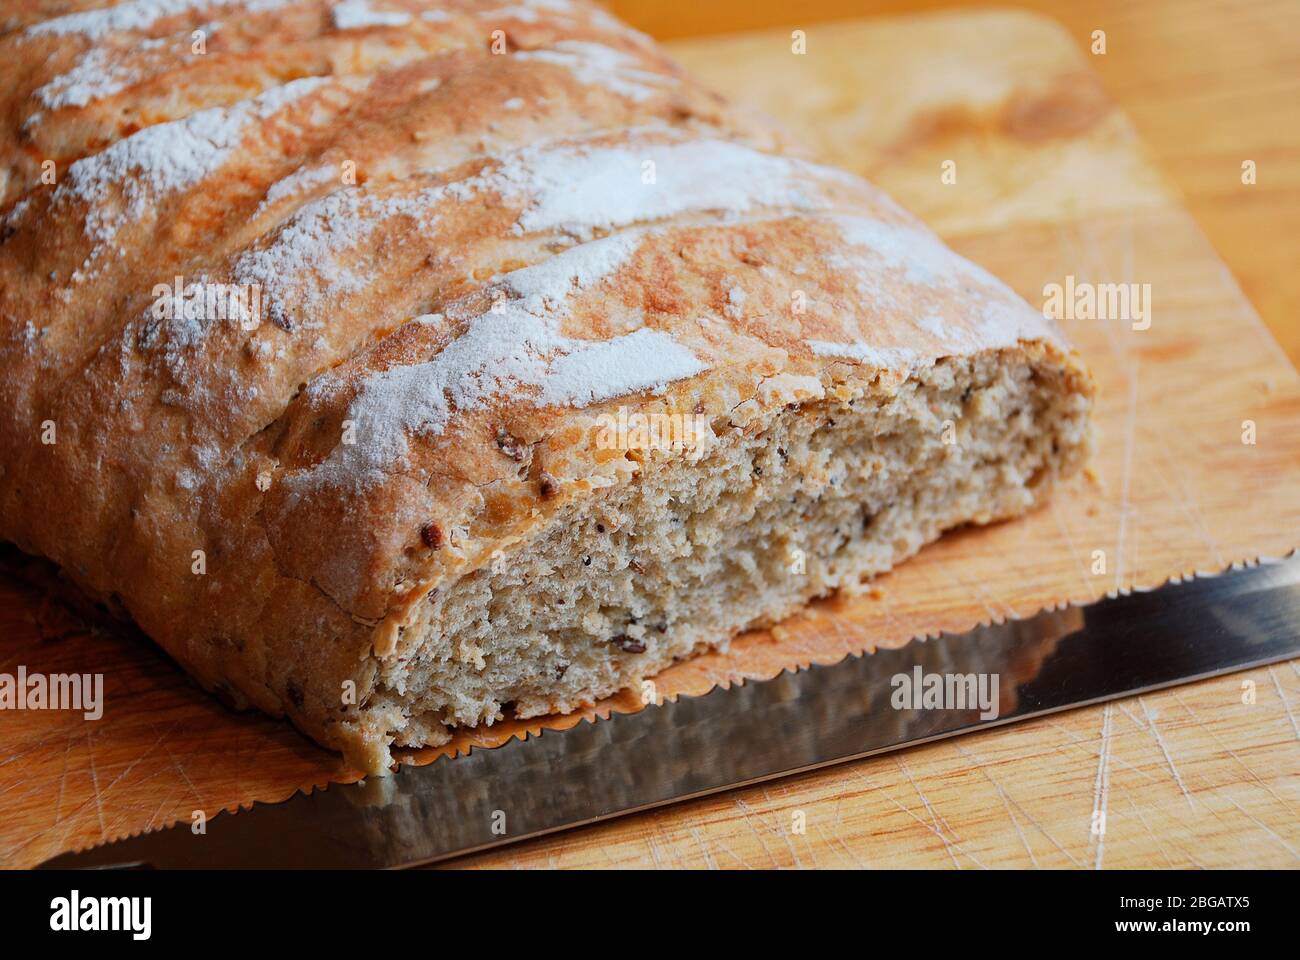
[294,231,705,490]
[59,76,336,249]
[24,0,293,39]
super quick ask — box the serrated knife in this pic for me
[40,556,1300,869]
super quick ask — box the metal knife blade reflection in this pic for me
[40,556,1300,869]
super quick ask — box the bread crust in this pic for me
[0,0,1092,770]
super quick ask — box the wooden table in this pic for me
[608,0,1300,369]
[452,3,1300,869]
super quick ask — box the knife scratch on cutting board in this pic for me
[953,742,1041,866]
[1267,666,1300,741]
[1089,704,1113,869]
[1135,697,1196,810]
[894,755,983,869]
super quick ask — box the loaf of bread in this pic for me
[0,0,1093,773]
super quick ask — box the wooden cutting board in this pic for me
[3,9,1298,869]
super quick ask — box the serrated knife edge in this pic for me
[39,554,1300,869]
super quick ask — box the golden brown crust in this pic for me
[0,0,1091,765]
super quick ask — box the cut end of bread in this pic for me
[341,343,1091,772]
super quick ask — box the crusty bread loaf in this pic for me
[0,0,1092,773]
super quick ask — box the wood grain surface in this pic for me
[608,0,1300,369]
[1,7,1298,869]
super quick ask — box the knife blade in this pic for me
[40,555,1300,869]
